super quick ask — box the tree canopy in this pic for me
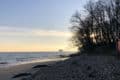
[71,0,120,52]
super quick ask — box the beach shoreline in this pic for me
[1,54,120,80]
[0,58,68,80]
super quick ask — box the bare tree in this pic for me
[71,0,120,52]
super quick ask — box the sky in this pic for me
[0,0,88,52]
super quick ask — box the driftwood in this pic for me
[12,72,32,78]
[32,64,49,69]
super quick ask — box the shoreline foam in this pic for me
[0,57,68,68]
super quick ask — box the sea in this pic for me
[0,52,72,68]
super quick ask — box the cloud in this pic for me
[0,26,72,37]
[0,26,76,51]
[32,30,72,37]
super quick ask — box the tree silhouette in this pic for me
[71,0,120,52]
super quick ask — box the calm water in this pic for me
[0,52,71,68]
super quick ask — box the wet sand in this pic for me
[0,58,68,80]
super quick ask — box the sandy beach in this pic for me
[2,54,120,80]
[26,54,120,80]
[0,58,68,80]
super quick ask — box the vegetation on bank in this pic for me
[71,0,120,53]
